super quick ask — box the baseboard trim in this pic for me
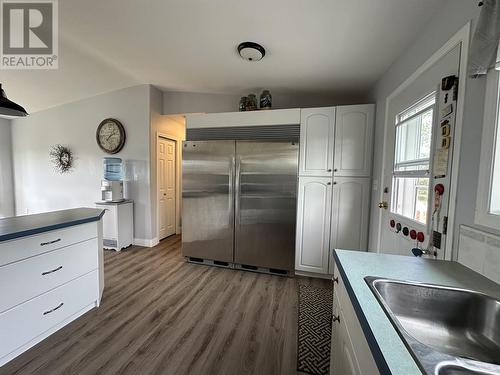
[295,270,333,280]
[133,237,159,247]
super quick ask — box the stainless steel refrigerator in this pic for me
[182,140,298,272]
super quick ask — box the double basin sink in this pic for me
[365,277,500,375]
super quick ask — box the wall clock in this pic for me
[96,118,126,154]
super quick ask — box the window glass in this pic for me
[391,93,435,224]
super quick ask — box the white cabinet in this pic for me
[330,263,379,375]
[334,105,374,177]
[299,107,335,177]
[0,220,103,367]
[96,200,133,251]
[295,177,332,274]
[296,105,374,276]
[330,177,371,252]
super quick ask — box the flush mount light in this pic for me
[0,84,28,117]
[237,42,265,62]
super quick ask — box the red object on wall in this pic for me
[435,183,445,196]
[410,230,417,240]
[390,219,396,228]
[417,232,425,243]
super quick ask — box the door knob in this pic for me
[378,201,388,209]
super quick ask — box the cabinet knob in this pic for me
[332,315,340,324]
[327,182,331,185]
[333,182,337,185]
[334,168,338,172]
[327,169,332,172]
[333,277,338,284]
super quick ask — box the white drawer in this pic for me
[0,238,98,313]
[0,222,97,266]
[0,270,98,361]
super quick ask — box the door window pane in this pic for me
[391,93,435,224]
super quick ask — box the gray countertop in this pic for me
[0,208,105,242]
[332,249,500,375]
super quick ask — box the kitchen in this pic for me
[1,1,500,375]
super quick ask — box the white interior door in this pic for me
[158,137,176,239]
[377,45,460,258]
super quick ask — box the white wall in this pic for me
[0,118,14,218]
[163,90,364,115]
[368,0,500,257]
[11,85,154,242]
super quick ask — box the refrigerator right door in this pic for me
[182,140,235,262]
[235,141,299,271]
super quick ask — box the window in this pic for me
[391,93,436,224]
[476,70,500,228]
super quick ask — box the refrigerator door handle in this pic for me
[235,155,241,229]
[229,155,236,228]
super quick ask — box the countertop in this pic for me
[332,249,500,375]
[0,208,105,242]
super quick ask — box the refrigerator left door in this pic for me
[181,140,235,262]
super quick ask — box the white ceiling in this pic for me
[1,0,443,113]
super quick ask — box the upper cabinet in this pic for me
[334,105,375,177]
[299,107,335,177]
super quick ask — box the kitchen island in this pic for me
[0,208,105,367]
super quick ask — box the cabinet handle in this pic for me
[334,168,338,172]
[327,182,331,185]
[333,277,338,284]
[327,169,332,172]
[42,265,63,276]
[333,182,337,185]
[40,238,61,246]
[332,315,340,324]
[43,302,64,315]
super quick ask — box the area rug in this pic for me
[297,278,333,375]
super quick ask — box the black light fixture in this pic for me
[0,84,28,117]
[237,42,266,62]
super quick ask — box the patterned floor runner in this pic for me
[297,278,333,375]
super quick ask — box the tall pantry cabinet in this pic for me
[295,105,374,276]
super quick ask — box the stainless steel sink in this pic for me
[365,277,500,375]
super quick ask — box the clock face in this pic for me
[96,119,125,154]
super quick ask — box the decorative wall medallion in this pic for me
[49,144,74,173]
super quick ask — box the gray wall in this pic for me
[368,0,500,255]
[11,85,154,242]
[162,90,365,115]
[0,118,14,218]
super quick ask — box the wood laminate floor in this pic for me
[2,235,326,375]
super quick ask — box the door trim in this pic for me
[375,22,470,261]
[157,133,180,240]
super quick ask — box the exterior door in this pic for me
[295,176,332,274]
[158,137,176,239]
[377,45,460,258]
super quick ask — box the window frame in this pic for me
[476,69,500,229]
[390,93,436,227]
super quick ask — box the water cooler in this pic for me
[96,158,134,251]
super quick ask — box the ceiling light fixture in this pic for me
[0,84,28,117]
[237,42,265,62]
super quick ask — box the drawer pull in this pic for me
[332,315,340,324]
[41,265,63,276]
[40,238,61,246]
[333,277,339,284]
[43,302,64,315]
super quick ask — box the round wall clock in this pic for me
[96,118,126,154]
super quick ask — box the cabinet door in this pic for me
[334,105,374,177]
[299,107,335,177]
[330,177,370,252]
[295,177,332,274]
